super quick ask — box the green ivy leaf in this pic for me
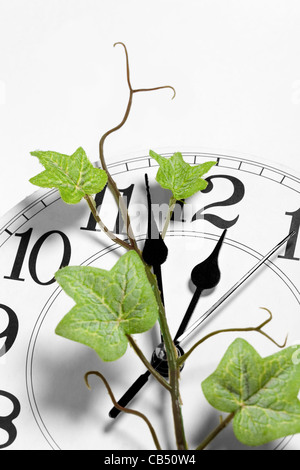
[201,338,300,446]
[55,251,158,362]
[149,150,216,200]
[30,147,108,204]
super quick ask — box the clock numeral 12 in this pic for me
[81,176,246,233]
[278,208,300,261]
[0,390,20,449]
[4,229,71,285]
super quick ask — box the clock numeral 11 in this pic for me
[278,208,300,261]
[4,229,71,285]
[81,185,134,234]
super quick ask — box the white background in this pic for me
[1,0,300,216]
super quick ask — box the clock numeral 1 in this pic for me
[278,208,300,261]
[0,390,20,449]
[81,185,135,234]
[4,229,71,285]
[0,304,18,357]
[4,228,32,281]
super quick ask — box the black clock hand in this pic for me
[174,229,226,343]
[175,231,296,346]
[109,175,168,419]
[142,173,168,306]
[110,230,226,418]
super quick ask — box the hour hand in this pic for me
[142,173,168,305]
[174,229,227,342]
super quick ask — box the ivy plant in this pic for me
[30,147,107,204]
[149,150,216,200]
[55,251,159,362]
[29,42,300,451]
[201,338,300,447]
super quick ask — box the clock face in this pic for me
[1,150,300,450]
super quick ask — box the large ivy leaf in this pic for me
[55,251,158,361]
[30,147,107,204]
[149,150,216,200]
[201,338,300,446]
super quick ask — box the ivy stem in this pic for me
[84,194,132,251]
[144,264,188,450]
[145,194,188,449]
[97,42,187,450]
[99,42,175,252]
[195,413,234,450]
[177,308,287,367]
[161,196,177,239]
[126,334,171,392]
[84,370,162,450]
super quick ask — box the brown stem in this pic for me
[127,334,171,391]
[84,195,132,251]
[144,264,188,450]
[195,413,234,450]
[134,86,176,99]
[161,197,177,239]
[99,88,137,251]
[98,42,175,252]
[177,308,287,367]
[97,42,186,449]
[84,370,162,450]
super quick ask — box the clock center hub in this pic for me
[150,342,185,378]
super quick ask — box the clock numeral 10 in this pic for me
[279,208,300,261]
[0,390,21,449]
[4,229,71,285]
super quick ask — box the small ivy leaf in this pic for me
[30,147,108,204]
[202,338,300,446]
[55,251,158,362]
[149,150,216,200]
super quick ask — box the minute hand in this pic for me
[176,231,296,346]
[174,229,227,342]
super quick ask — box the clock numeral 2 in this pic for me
[191,175,245,228]
[4,229,71,284]
[0,390,20,449]
[278,208,300,261]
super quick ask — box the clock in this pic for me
[1,149,300,450]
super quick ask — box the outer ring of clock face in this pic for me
[1,150,300,450]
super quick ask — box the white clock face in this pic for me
[1,151,300,450]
